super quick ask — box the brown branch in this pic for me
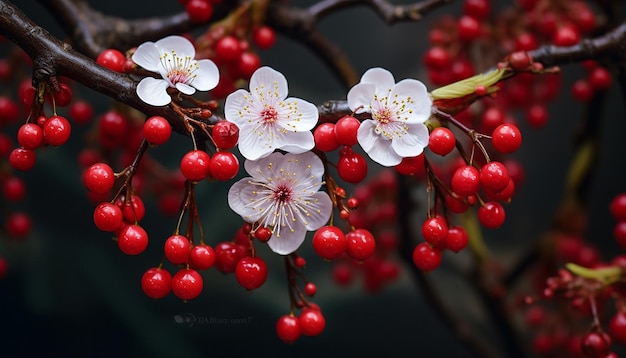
[308,0,453,24]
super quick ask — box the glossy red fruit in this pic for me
[115,194,145,223]
[164,234,191,264]
[2,176,26,202]
[491,124,522,153]
[421,216,449,248]
[276,314,301,343]
[298,308,326,337]
[189,244,216,270]
[93,202,124,232]
[445,225,469,252]
[235,256,268,290]
[334,116,360,146]
[17,123,43,150]
[43,115,71,146]
[395,154,425,176]
[451,165,480,197]
[209,151,239,181]
[428,127,456,156]
[611,193,626,221]
[9,148,36,171]
[312,226,347,260]
[214,241,248,274]
[186,0,213,24]
[314,123,340,152]
[337,151,367,184]
[478,201,506,229]
[69,100,94,124]
[117,224,149,255]
[141,267,172,299]
[253,26,276,50]
[480,161,510,192]
[171,268,203,300]
[143,116,171,145]
[180,150,211,181]
[211,120,239,150]
[580,332,610,358]
[412,242,441,272]
[97,49,126,72]
[345,229,376,261]
[84,162,115,194]
[98,111,129,149]
[215,36,242,63]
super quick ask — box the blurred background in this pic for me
[2,0,626,357]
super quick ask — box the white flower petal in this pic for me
[275,131,315,154]
[390,79,432,123]
[357,120,402,166]
[299,191,332,230]
[176,83,196,95]
[224,89,250,125]
[276,97,319,131]
[155,35,196,57]
[360,67,395,94]
[227,179,265,222]
[347,83,376,114]
[249,66,289,102]
[192,59,220,91]
[391,122,429,157]
[243,152,283,182]
[136,77,172,106]
[237,123,275,161]
[267,223,307,255]
[131,42,161,72]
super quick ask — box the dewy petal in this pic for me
[267,223,307,255]
[390,79,432,123]
[192,59,220,91]
[237,122,275,161]
[299,191,332,231]
[176,83,196,95]
[391,122,429,157]
[136,77,172,106]
[227,179,265,222]
[360,67,395,96]
[276,97,319,131]
[131,42,161,72]
[357,120,402,166]
[249,66,289,102]
[347,83,376,114]
[154,35,196,58]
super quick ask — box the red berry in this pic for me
[98,111,129,149]
[211,120,239,150]
[463,0,489,19]
[254,226,272,242]
[84,162,115,194]
[253,26,276,50]
[43,115,71,146]
[2,176,26,202]
[209,151,239,181]
[424,47,451,69]
[314,123,340,152]
[589,66,612,91]
[164,234,191,264]
[141,267,172,299]
[171,268,203,300]
[421,216,449,248]
[485,179,515,202]
[214,241,247,274]
[312,226,347,260]
[93,202,124,232]
[334,116,360,146]
[49,82,72,107]
[515,33,538,51]
[480,161,510,192]
[215,36,242,63]
[491,124,522,153]
[553,24,580,46]
[428,127,456,156]
[394,154,425,176]
[237,52,262,80]
[17,123,43,150]
[451,165,480,197]
[445,194,470,213]
[68,100,94,124]
[526,104,548,129]
[276,314,301,343]
[115,194,146,224]
[97,49,126,72]
[117,224,149,255]
[9,148,36,171]
[481,107,506,133]
[580,332,610,358]
[304,282,317,296]
[445,225,469,252]
[478,201,506,229]
[610,311,626,345]
[337,151,367,184]
[412,242,442,272]
[143,116,171,145]
[571,79,594,102]
[299,308,325,336]
[457,15,482,41]
[180,149,211,181]
[185,0,213,24]
[235,256,268,290]
[189,244,216,270]
[615,222,626,249]
[345,229,376,261]
[610,193,626,221]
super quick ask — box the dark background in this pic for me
[2,1,626,357]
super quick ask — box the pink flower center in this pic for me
[261,106,278,123]
[373,107,392,125]
[160,51,198,86]
[273,184,292,203]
